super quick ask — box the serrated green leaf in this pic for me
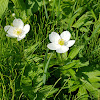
[73,61,89,68]
[69,84,80,93]
[77,86,88,100]
[61,60,79,71]
[83,70,100,83]
[82,80,100,99]
[84,70,100,77]
[92,83,100,89]
[68,45,84,59]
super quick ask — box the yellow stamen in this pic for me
[58,39,64,45]
[13,28,22,35]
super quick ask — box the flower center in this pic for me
[58,39,65,45]
[13,28,22,35]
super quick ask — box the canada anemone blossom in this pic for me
[47,31,75,53]
[4,18,30,41]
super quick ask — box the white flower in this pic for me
[47,31,75,53]
[4,18,30,41]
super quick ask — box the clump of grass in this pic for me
[82,32,100,64]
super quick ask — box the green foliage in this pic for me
[26,0,43,16]
[11,0,26,19]
[43,49,53,84]
[0,0,100,99]
[68,45,84,60]
[0,0,9,18]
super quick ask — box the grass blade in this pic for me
[43,50,53,85]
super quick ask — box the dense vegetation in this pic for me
[0,0,100,99]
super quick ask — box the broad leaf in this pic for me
[0,0,9,18]
[11,0,26,18]
[68,45,84,60]
[26,0,43,16]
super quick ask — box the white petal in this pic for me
[49,32,61,44]
[6,34,16,38]
[23,24,30,34]
[17,35,26,41]
[7,26,18,37]
[4,25,11,32]
[60,31,71,42]
[67,40,75,47]
[13,19,24,29]
[56,46,69,53]
[18,31,26,38]
[47,43,61,50]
